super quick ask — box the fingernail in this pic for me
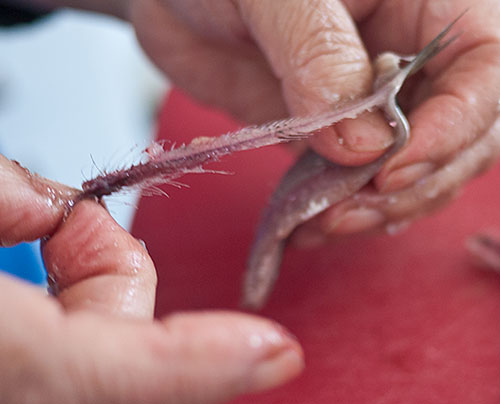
[335,112,394,153]
[324,208,385,234]
[248,326,304,392]
[137,238,148,252]
[380,162,436,193]
[250,348,304,392]
[289,226,328,249]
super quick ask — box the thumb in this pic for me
[236,0,393,165]
[47,311,303,404]
[1,273,303,404]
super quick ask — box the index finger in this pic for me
[42,200,157,319]
[0,154,157,319]
[0,154,77,246]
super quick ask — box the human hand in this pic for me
[129,0,500,243]
[0,154,303,404]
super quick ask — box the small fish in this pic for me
[242,15,464,309]
[79,14,464,310]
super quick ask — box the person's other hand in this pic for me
[130,0,500,243]
[0,154,303,403]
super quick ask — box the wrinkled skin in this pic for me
[4,0,500,402]
[130,0,500,243]
[0,155,303,403]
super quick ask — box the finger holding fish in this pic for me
[292,114,500,245]
[290,3,500,244]
[242,15,466,308]
[365,2,500,194]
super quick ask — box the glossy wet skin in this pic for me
[243,13,498,308]
[79,16,464,309]
[0,154,304,403]
[78,3,500,309]
[242,24,453,308]
[4,1,500,403]
[26,11,495,311]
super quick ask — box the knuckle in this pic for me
[288,28,369,86]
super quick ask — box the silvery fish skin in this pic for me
[243,16,463,309]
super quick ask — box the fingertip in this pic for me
[336,111,395,153]
[376,161,436,193]
[289,225,328,249]
[61,311,304,404]
[248,345,305,393]
[309,111,394,166]
[321,207,385,235]
[291,205,385,246]
[157,311,304,398]
[0,154,79,246]
[43,200,157,318]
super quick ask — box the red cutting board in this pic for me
[132,89,500,404]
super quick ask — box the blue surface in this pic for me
[0,241,47,285]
